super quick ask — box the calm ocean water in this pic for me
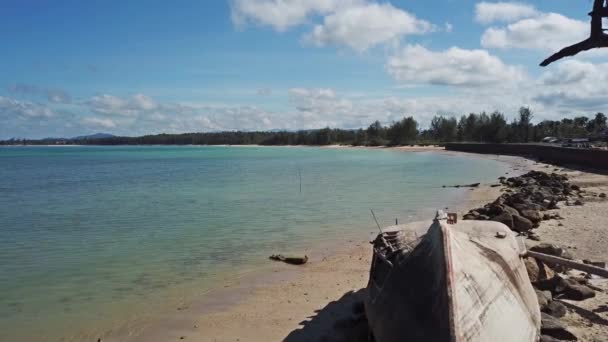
[0,146,506,341]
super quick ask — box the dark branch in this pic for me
[540,0,608,66]
[540,36,608,67]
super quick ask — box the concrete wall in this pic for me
[445,143,608,169]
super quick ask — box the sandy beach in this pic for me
[101,148,608,342]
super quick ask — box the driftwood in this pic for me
[541,0,608,66]
[269,254,309,265]
[526,250,608,278]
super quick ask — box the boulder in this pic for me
[540,313,578,341]
[502,204,520,216]
[535,289,552,310]
[521,209,542,225]
[528,232,541,241]
[512,214,534,232]
[530,243,566,258]
[491,212,513,229]
[525,257,555,285]
[542,301,567,318]
[558,279,595,301]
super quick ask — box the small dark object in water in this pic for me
[269,254,309,265]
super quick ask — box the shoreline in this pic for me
[99,149,535,342]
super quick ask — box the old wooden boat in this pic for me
[365,215,541,342]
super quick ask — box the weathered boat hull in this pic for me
[365,220,540,342]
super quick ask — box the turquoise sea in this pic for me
[0,146,507,341]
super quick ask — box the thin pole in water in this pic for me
[371,209,383,234]
[298,168,302,193]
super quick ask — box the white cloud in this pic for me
[534,60,608,112]
[0,96,55,118]
[85,94,158,116]
[475,2,538,24]
[386,45,527,87]
[481,13,587,51]
[230,0,362,32]
[304,3,434,52]
[81,117,117,129]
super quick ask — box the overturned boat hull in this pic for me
[365,219,540,342]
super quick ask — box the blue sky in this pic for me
[0,0,606,138]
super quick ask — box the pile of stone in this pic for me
[462,171,601,340]
[463,171,583,238]
[525,243,599,341]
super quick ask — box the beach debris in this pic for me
[269,254,309,265]
[442,182,480,188]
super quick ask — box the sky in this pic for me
[0,0,607,139]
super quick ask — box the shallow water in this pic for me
[0,146,506,341]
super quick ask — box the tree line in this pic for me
[2,107,606,146]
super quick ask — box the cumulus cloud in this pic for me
[230,0,362,31]
[232,0,434,52]
[386,45,527,87]
[85,94,158,116]
[7,83,72,104]
[304,3,434,52]
[534,60,608,112]
[481,12,587,51]
[475,2,538,24]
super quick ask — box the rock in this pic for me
[502,204,520,216]
[599,193,607,198]
[558,279,595,301]
[530,243,573,272]
[530,243,566,258]
[571,184,580,191]
[540,313,578,341]
[521,210,542,225]
[525,257,555,284]
[512,202,544,213]
[536,289,552,310]
[512,214,534,232]
[573,199,583,206]
[528,232,541,241]
[462,214,477,220]
[269,254,309,265]
[542,301,567,318]
[477,214,490,220]
[491,212,513,229]
[540,335,561,342]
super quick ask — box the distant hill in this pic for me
[71,133,115,140]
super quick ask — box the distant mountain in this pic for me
[71,133,115,140]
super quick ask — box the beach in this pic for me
[98,148,608,342]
